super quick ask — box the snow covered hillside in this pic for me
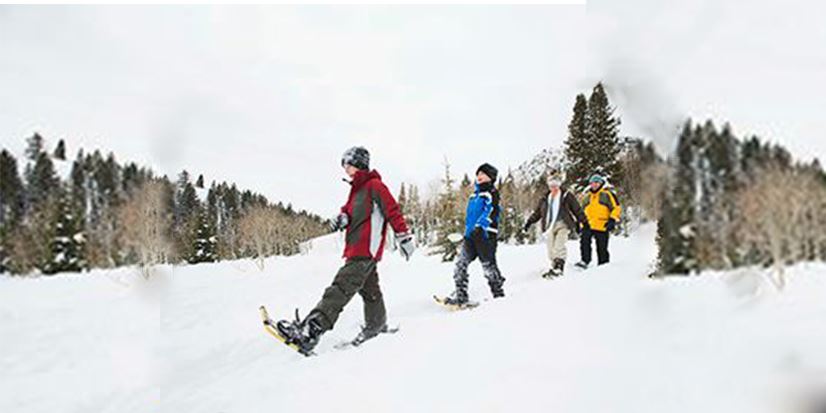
[2,225,824,413]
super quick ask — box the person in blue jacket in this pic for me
[444,163,506,305]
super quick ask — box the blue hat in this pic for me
[589,174,605,185]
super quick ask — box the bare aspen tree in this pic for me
[638,162,669,222]
[738,166,819,290]
[814,182,826,261]
[117,181,171,278]
[238,205,276,270]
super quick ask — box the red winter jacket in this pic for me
[341,169,409,261]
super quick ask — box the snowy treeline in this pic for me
[0,134,329,276]
[656,120,826,282]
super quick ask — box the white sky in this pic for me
[1,2,825,215]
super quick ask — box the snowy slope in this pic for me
[1,226,825,413]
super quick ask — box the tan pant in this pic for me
[545,220,570,263]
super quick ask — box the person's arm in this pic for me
[370,180,410,234]
[608,192,621,222]
[567,192,587,225]
[473,192,495,232]
[524,196,543,229]
[371,180,415,260]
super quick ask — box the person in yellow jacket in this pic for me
[574,174,621,269]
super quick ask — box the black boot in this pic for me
[482,263,505,298]
[489,282,505,298]
[276,310,325,355]
[351,324,392,346]
[553,258,565,277]
[443,289,469,305]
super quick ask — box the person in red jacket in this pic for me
[275,147,415,353]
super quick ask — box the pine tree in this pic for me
[99,153,122,207]
[188,212,217,264]
[587,82,623,185]
[69,151,88,221]
[54,139,67,160]
[25,133,44,162]
[564,84,624,189]
[173,170,201,261]
[407,184,425,245]
[397,183,407,217]
[656,122,699,275]
[0,150,25,227]
[219,183,241,258]
[207,182,219,225]
[564,94,591,187]
[26,151,60,210]
[432,160,462,261]
[497,173,518,243]
[460,173,473,201]
[196,174,205,189]
[17,136,61,274]
[43,194,85,274]
[121,162,146,195]
[174,170,199,228]
[701,121,740,268]
[0,150,25,273]
[84,151,122,267]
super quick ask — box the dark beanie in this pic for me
[476,163,498,182]
[341,146,370,170]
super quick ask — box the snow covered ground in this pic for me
[1,225,824,413]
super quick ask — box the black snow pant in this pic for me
[580,227,610,265]
[453,228,506,300]
[309,258,385,333]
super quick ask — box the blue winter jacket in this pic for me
[464,181,500,239]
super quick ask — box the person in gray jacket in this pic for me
[523,169,588,277]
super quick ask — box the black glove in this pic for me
[522,222,530,233]
[330,213,349,232]
[397,232,415,261]
[605,218,617,232]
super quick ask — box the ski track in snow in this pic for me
[1,224,824,413]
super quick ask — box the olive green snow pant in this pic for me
[309,258,385,332]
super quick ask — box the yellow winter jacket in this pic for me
[582,187,621,232]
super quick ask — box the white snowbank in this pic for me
[1,225,824,413]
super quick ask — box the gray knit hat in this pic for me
[341,146,370,170]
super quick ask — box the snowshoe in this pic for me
[259,306,322,357]
[433,294,480,311]
[334,324,400,350]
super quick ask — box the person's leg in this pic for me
[474,231,505,297]
[358,266,386,332]
[580,225,593,264]
[595,230,610,265]
[452,238,478,302]
[309,259,376,331]
[544,226,556,273]
[551,222,570,274]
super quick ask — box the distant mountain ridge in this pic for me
[512,147,565,184]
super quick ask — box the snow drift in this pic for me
[1,225,824,413]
